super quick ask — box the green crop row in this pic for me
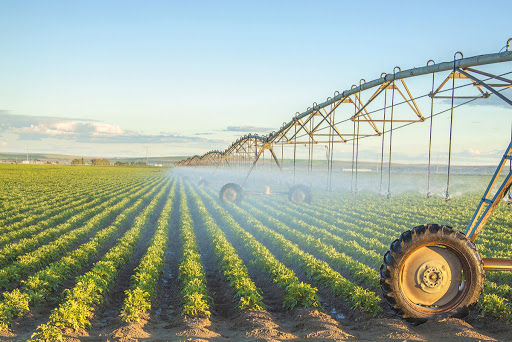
[246,198,380,289]
[198,188,320,310]
[29,180,170,341]
[121,180,177,322]
[213,192,381,316]
[177,182,211,317]
[0,166,155,223]
[0,174,148,234]
[186,184,265,311]
[0,178,163,291]
[0,178,165,331]
[0,180,148,271]
[0,177,156,248]
[0,183,106,236]
[0,175,151,237]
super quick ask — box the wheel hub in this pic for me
[401,246,463,306]
[420,265,447,291]
[223,188,237,202]
[291,189,305,203]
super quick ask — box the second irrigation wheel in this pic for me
[380,224,484,322]
[198,179,209,188]
[219,183,243,204]
[288,184,312,204]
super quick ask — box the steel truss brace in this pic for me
[466,140,512,242]
[464,68,512,242]
[351,79,424,126]
[242,143,282,186]
[431,70,490,99]
[456,68,512,106]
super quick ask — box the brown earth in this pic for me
[2,308,505,342]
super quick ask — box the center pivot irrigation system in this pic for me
[176,38,512,320]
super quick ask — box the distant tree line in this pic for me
[92,158,111,166]
[71,158,150,167]
[71,158,111,166]
[71,158,86,165]
[114,161,148,167]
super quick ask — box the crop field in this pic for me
[0,164,511,341]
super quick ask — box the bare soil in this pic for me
[2,308,512,341]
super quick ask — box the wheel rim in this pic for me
[291,189,306,203]
[222,188,237,202]
[400,244,468,313]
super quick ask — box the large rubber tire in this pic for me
[288,184,312,204]
[380,224,484,322]
[219,183,243,204]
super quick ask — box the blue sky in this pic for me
[0,0,511,163]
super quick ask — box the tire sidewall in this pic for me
[385,225,484,320]
[219,183,243,203]
[289,184,312,204]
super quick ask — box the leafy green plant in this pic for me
[197,187,320,310]
[29,180,170,341]
[121,181,177,322]
[186,184,265,311]
[176,183,210,318]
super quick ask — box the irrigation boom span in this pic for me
[275,51,512,139]
[176,41,512,169]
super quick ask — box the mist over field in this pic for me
[174,162,498,198]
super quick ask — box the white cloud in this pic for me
[53,121,77,132]
[15,122,76,136]
[0,111,222,145]
[90,122,124,135]
[17,120,125,138]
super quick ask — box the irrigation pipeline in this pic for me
[176,40,512,195]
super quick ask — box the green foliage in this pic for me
[177,183,211,317]
[182,292,211,317]
[121,288,151,322]
[0,178,164,331]
[247,198,380,288]
[30,180,170,340]
[0,290,29,331]
[197,187,321,310]
[30,323,64,342]
[2,166,511,333]
[214,190,382,316]
[480,293,512,321]
[121,181,177,322]
[283,282,320,310]
[187,184,265,311]
[91,158,111,166]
